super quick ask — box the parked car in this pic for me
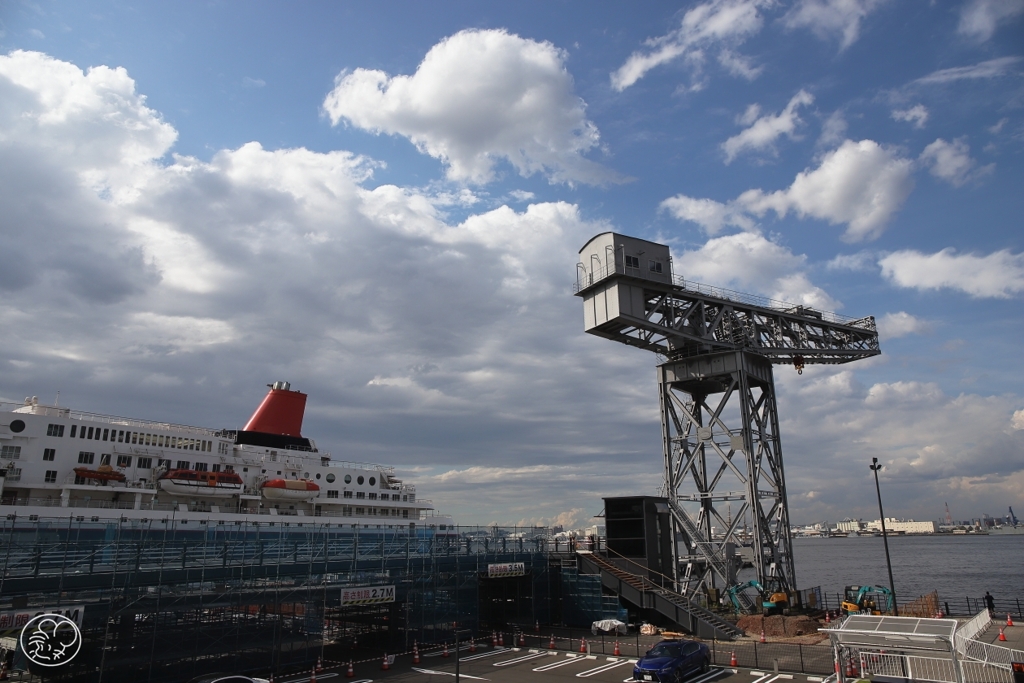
[632,639,711,682]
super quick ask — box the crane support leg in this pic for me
[658,350,796,598]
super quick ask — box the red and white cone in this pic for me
[518,631,526,646]
[999,627,1008,641]
[730,651,738,667]
[381,653,390,671]
[579,637,587,653]
[413,641,421,664]
[760,628,767,643]
[498,632,504,647]
[1008,613,1015,627]
[825,611,831,624]
[469,637,477,652]
[345,661,354,678]
[268,674,274,683]
[443,642,450,658]
[549,634,556,649]
[535,620,540,633]
[491,630,497,646]
[845,656,855,677]
[311,667,317,683]
[613,640,621,656]
[317,657,323,673]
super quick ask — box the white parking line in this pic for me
[411,667,489,679]
[282,674,339,683]
[494,651,552,667]
[534,654,586,672]
[460,647,513,661]
[576,658,634,677]
[625,666,727,683]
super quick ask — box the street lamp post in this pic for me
[870,458,898,616]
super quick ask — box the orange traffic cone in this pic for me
[730,651,738,667]
[311,667,317,683]
[382,653,390,671]
[549,634,556,649]
[268,674,274,683]
[442,642,450,658]
[413,641,421,664]
[535,620,540,633]
[760,629,766,643]
[492,630,497,646]
[498,632,504,646]
[845,656,855,677]
[825,611,831,624]
[613,640,621,656]
[1009,613,1015,627]
[317,657,323,673]
[999,627,1008,641]
[518,631,526,646]
[469,637,477,652]
[345,661,354,678]
[579,637,587,653]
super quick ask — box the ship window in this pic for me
[277,471,281,475]
[78,452,94,464]
[212,464,221,472]
[368,493,377,500]
[403,495,407,501]
[403,510,409,519]
[176,460,190,470]
[195,462,208,472]
[43,448,56,461]
[137,457,152,469]
[46,424,65,437]
[116,455,132,467]
[355,508,364,515]
[344,475,351,484]
[325,473,335,483]
[131,432,138,445]
[70,425,77,438]
[343,491,353,498]
[117,431,124,443]
[356,491,365,499]
[218,442,229,455]
[369,476,376,486]
[0,446,20,459]
[327,490,339,499]
[357,476,364,485]
[74,475,86,485]
[316,473,321,479]
[408,494,414,502]
[225,465,234,473]
[45,470,58,483]
[87,427,94,439]
[8,420,25,433]
[102,428,109,441]
[342,507,352,517]
[100,453,111,466]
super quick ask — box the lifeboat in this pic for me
[261,478,319,501]
[158,469,243,497]
[74,465,126,483]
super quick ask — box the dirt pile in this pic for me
[736,614,826,642]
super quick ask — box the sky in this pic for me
[0,0,1022,530]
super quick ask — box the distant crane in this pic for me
[945,502,953,526]
[575,233,880,598]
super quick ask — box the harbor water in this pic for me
[791,533,1024,612]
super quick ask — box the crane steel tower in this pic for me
[576,233,880,601]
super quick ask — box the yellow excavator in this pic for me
[841,585,894,615]
[726,580,790,615]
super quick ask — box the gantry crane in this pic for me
[576,232,879,602]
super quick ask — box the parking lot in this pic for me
[279,642,834,683]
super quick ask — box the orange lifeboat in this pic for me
[261,478,320,501]
[74,465,126,483]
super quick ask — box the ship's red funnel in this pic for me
[243,382,306,437]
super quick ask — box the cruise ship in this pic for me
[0,382,451,529]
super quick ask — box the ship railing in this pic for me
[0,402,223,437]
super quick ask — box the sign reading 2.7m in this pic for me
[488,562,525,578]
[340,585,395,606]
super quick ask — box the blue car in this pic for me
[632,639,711,682]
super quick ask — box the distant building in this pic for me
[867,518,937,534]
[837,519,866,532]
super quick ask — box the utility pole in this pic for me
[870,458,898,616]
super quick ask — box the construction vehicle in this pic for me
[841,585,894,614]
[725,580,789,615]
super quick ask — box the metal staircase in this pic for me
[578,552,744,640]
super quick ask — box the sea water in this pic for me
[790,534,1024,613]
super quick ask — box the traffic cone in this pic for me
[311,667,317,683]
[760,628,766,643]
[535,619,540,633]
[825,611,831,624]
[492,630,497,646]
[498,632,504,646]
[413,641,420,664]
[613,640,621,656]
[845,656,855,677]
[443,642,450,658]
[519,631,526,646]
[579,637,587,653]
[999,627,1007,641]
[549,634,556,649]
[469,637,477,652]
[317,657,323,673]
[0,660,9,682]
[1009,613,1015,627]
[268,674,273,683]
[345,661,354,678]
[730,651,738,667]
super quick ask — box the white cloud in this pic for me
[876,311,931,339]
[660,195,756,234]
[818,110,848,147]
[891,104,929,128]
[1012,409,1024,430]
[717,49,764,80]
[783,0,890,50]
[610,0,769,91]
[722,90,814,163]
[242,76,266,88]
[879,248,1024,298]
[323,29,616,185]
[673,232,840,310]
[957,0,1024,42]
[919,138,993,186]
[826,250,876,271]
[913,56,1022,85]
[738,139,915,242]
